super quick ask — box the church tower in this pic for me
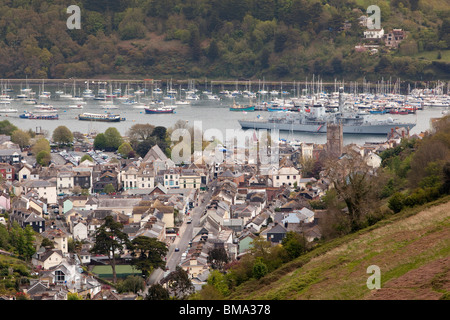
[326,122,343,158]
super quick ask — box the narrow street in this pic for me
[146,179,217,287]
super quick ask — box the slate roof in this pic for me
[267,224,287,234]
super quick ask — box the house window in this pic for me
[55,270,65,283]
[287,176,290,179]
[276,176,279,179]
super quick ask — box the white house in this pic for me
[57,171,74,194]
[301,143,314,160]
[180,169,202,189]
[73,222,88,241]
[41,228,69,255]
[364,28,384,39]
[137,167,155,189]
[164,168,180,189]
[273,166,301,188]
[365,152,382,168]
[23,180,57,204]
[18,164,39,182]
[120,162,139,190]
[32,249,65,270]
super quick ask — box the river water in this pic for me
[1,84,448,146]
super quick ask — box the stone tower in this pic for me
[326,122,343,158]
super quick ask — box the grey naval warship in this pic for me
[238,88,416,135]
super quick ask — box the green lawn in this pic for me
[411,50,450,62]
[92,265,142,279]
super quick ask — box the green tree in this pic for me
[11,130,31,149]
[118,142,134,158]
[207,39,219,61]
[32,138,50,156]
[104,127,123,151]
[0,120,18,135]
[52,126,73,145]
[188,25,202,61]
[388,192,406,213]
[260,47,270,69]
[162,266,195,299]
[127,123,155,148]
[136,138,157,157]
[90,216,131,284]
[103,183,115,194]
[0,224,10,250]
[146,283,170,300]
[129,236,168,278]
[252,257,268,280]
[10,223,36,261]
[116,275,145,294]
[207,247,229,271]
[23,225,36,261]
[67,292,83,300]
[80,154,94,163]
[118,8,147,40]
[274,30,288,53]
[281,231,307,260]
[151,126,167,141]
[325,149,376,232]
[94,133,107,150]
[41,238,54,249]
[206,269,230,297]
[36,150,51,166]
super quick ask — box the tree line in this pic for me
[0,0,448,80]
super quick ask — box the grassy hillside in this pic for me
[228,196,450,300]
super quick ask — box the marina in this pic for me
[0,79,448,145]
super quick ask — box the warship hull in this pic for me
[238,120,416,135]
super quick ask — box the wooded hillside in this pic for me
[0,0,449,80]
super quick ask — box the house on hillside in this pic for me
[22,180,57,204]
[364,28,384,39]
[10,208,46,233]
[0,148,21,164]
[92,168,119,193]
[41,228,69,255]
[384,29,407,48]
[0,163,14,182]
[273,166,301,188]
[32,249,64,270]
[265,224,287,243]
[237,231,258,254]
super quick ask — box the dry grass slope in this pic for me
[229,197,450,300]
